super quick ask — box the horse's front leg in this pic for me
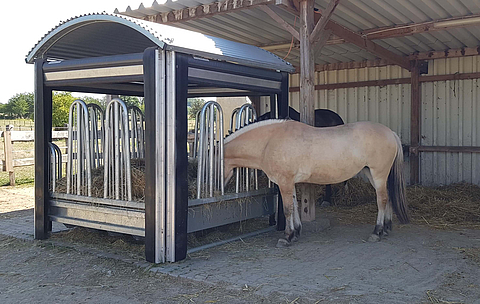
[276,185,302,247]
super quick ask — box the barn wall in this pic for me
[421,56,480,186]
[287,55,480,186]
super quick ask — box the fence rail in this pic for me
[1,126,68,185]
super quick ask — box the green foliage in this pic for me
[52,91,76,127]
[119,95,143,109]
[188,98,206,119]
[80,96,105,109]
[1,92,34,119]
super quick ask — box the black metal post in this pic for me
[174,53,189,262]
[143,48,157,263]
[34,58,53,239]
[275,72,289,231]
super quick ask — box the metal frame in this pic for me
[34,47,290,263]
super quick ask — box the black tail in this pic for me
[387,133,409,224]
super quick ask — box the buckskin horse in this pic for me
[257,107,344,204]
[224,119,409,247]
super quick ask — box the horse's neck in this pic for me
[224,126,273,169]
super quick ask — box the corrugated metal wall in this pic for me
[421,56,480,186]
[260,55,480,186]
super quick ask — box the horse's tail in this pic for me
[387,133,410,224]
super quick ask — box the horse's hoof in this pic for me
[382,230,389,237]
[320,201,330,208]
[276,239,291,248]
[291,235,299,242]
[368,234,381,242]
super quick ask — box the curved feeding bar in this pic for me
[228,107,240,134]
[87,103,105,169]
[128,105,145,159]
[196,101,224,199]
[48,142,62,192]
[231,104,258,193]
[104,98,132,201]
[66,99,92,196]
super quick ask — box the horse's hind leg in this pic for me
[369,181,389,242]
[276,184,302,247]
[363,168,389,242]
[292,185,302,240]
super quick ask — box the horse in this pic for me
[223,119,409,247]
[257,107,345,205]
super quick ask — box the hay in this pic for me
[407,183,480,228]
[315,178,480,229]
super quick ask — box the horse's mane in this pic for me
[224,119,288,144]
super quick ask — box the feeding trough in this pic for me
[27,13,293,263]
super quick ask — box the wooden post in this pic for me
[299,0,316,222]
[4,125,15,186]
[410,60,420,185]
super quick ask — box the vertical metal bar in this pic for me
[209,104,214,197]
[193,110,200,158]
[144,48,166,263]
[76,102,81,195]
[166,50,176,262]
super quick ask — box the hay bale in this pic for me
[407,182,480,228]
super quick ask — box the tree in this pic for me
[52,92,76,127]
[79,96,104,110]
[188,98,206,119]
[1,92,34,119]
[119,95,143,108]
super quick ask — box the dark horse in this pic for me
[258,107,345,204]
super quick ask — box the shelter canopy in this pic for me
[26,13,295,74]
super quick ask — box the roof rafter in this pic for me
[258,13,480,50]
[275,0,410,70]
[259,5,300,41]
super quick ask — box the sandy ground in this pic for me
[0,185,479,303]
[0,185,34,218]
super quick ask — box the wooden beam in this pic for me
[362,13,480,41]
[417,146,480,153]
[410,61,420,185]
[313,29,332,58]
[288,72,480,92]
[259,13,480,50]
[310,0,339,46]
[323,20,411,71]
[273,1,411,70]
[259,5,300,41]
[299,0,315,126]
[298,0,316,223]
[409,47,480,61]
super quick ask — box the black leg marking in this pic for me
[325,185,332,203]
[287,231,295,242]
[269,213,276,226]
[384,220,393,233]
[373,224,384,237]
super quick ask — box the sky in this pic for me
[0,0,144,103]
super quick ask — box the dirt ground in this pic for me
[1,185,480,303]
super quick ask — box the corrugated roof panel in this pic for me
[115,0,480,67]
[26,13,294,73]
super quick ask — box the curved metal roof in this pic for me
[26,13,295,73]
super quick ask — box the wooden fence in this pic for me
[1,125,68,186]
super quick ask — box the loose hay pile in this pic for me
[56,158,270,201]
[318,178,480,229]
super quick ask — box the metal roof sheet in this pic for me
[115,0,480,68]
[26,13,295,73]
